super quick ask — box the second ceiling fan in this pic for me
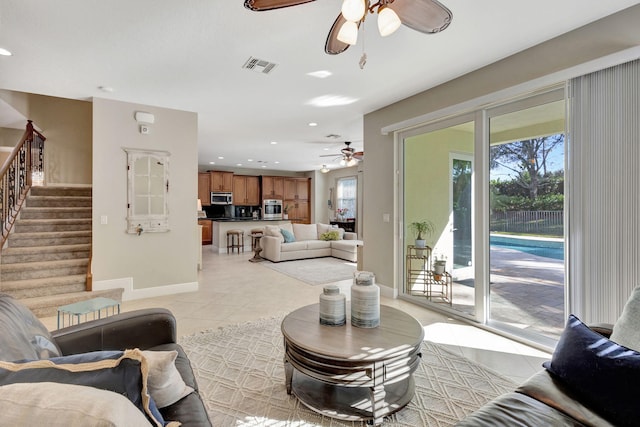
[320,141,364,166]
[243,0,453,55]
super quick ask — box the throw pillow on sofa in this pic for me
[610,285,640,352]
[0,349,175,427]
[264,225,284,242]
[543,314,640,427]
[0,382,155,427]
[0,293,61,362]
[142,349,194,408]
[280,228,296,243]
[320,230,340,241]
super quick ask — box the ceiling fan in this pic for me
[243,0,453,55]
[320,141,364,166]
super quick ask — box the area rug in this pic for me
[260,257,357,285]
[180,316,517,426]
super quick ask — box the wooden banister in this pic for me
[0,120,46,247]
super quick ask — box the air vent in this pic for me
[242,57,278,74]
[325,134,341,139]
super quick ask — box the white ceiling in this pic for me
[0,0,638,172]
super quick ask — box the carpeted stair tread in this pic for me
[9,230,92,239]
[1,258,89,272]
[1,274,87,291]
[26,196,92,208]
[2,243,91,256]
[29,187,92,197]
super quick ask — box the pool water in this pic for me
[490,235,564,260]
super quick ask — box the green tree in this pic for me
[490,134,564,199]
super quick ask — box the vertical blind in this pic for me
[568,58,640,323]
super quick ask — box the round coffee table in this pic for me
[281,303,424,425]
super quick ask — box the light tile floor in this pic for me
[41,248,551,385]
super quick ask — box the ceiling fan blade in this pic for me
[319,153,341,158]
[244,0,315,11]
[325,13,352,55]
[353,151,364,160]
[390,0,453,34]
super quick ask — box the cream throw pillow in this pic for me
[264,225,284,242]
[316,223,333,236]
[142,350,194,408]
[611,286,640,352]
[0,382,155,427]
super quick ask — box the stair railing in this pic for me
[0,120,45,247]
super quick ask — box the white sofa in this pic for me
[260,223,362,263]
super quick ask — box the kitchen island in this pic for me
[210,218,291,253]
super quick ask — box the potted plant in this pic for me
[433,254,447,280]
[283,204,290,220]
[409,220,435,249]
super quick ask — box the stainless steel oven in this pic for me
[262,199,283,219]
[211,192,233,205]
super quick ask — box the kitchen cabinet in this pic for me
[210,171,233,192]
[233,175,260,206]
[198,219,212,245]
[286,200,310,224]
[198,173,211,206]
[261,176,284,200]
[284,178,309,201]
[284,177,310,224]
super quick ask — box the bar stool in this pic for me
[250,227,264,251]
[226,229,244,253]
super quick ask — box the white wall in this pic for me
[92,98,198,297]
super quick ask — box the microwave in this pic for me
[262,199,283,219]
[211,192,233,205]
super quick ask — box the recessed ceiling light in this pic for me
[307,94,358,107]
[307,70,332,79]
[261,165,267,168]
[248,159,253,162]
[218,156,224,159]
[323,148,330,151]
[270,141,278,145]
[274,161,280,164]
[0,48,12,56]
[236,163,243,166]
[308,122,318,127]
[209,161,215,165]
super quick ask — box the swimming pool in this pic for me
[490,234,564,260]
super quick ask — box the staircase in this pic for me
[0,186,123,318]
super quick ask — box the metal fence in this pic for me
[490,210,563,236]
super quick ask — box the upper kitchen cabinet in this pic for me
[284,177,310,201]
[233,175,260,206]
[210,171,233,192]
[198,172,211,206]
[261,176,284,200]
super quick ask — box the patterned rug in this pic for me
[180,315,517,426]
[260,257,357,285]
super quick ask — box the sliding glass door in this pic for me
[400,87,566,343]
[487,90,566,340]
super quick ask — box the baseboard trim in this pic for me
[93,277,199,301]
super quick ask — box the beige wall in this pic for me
[0,90,92,185]
[0,127,24,147]
[92,98,198,291]
[362,5,640,291]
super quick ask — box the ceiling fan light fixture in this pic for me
[347,158,358,167]
[341,0,366,22]
[320,165,330,173]
[337,20,359,45]
[377,6,401,37]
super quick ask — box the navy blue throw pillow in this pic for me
[543,315,640,426]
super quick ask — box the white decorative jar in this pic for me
[319,284,346,326]
[351,272,380,328]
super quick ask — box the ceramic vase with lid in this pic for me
[319,284,346,326]
[351,271,380,328]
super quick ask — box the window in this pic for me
[336,176,357,219]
